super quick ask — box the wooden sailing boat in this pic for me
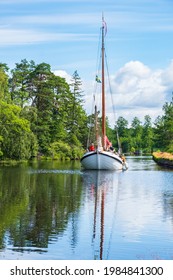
[81,17,128,170]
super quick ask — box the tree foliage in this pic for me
[0,63,9,101]
[154,95,173,152]
[0,60,88,160]
[0,59,172,160]
[0,101,37,159]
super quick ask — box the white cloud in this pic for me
[3,11,173,35]
[160,60,173,89]
[111,61,166,106]
[54,70,72,84]
[38,64,173,127]
[0,28,46,45]
[82,60,173,125]
[0,28,94,46]
[55,60,172,125]
[6,14,98,26]
[104,61,169,123]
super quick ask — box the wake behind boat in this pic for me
[81,17,128,170]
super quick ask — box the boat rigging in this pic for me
[81,17,128,170]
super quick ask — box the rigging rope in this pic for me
[87,28,102,148]
[105,51,122,153]
[87,26,122,154]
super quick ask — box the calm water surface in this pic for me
[0,156,173,260]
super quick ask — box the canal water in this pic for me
[0,156,173,260]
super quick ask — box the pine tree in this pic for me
[67,70,87,147]
[9,59,35,107]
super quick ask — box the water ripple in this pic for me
[29,169,83,175]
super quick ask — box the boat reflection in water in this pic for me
[82,170,121,260]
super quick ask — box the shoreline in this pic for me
[152,152,173,168]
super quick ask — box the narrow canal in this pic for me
[0,156,173,260]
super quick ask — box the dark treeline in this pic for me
[0,59,173,160]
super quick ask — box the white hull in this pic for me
[81,151,123,170]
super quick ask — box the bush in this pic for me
[48,141,72,160]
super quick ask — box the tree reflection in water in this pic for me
[1,158,173,260]
[0,164,83,252]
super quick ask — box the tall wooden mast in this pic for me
[102,16,106,150]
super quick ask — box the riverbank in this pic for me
[152,152,173,168]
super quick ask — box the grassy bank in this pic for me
[152,152,173,168]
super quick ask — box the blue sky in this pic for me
[1,0,173,124]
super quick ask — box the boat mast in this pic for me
[95,105,98,149]
[102,16,106,150]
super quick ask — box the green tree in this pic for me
[116,116,128,137]
[9,59,36,107]
[131,117,142,153]
[28,63,55,153]
[142,115,153,153]
[154,95,173,152]
[0,63,9,101]
[116,116,130,152]
[0,101,37,159]
[0,135,3,157]
[67,70,87,147]
[50,75,71,143]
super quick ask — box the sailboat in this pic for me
[81,18,128,170]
